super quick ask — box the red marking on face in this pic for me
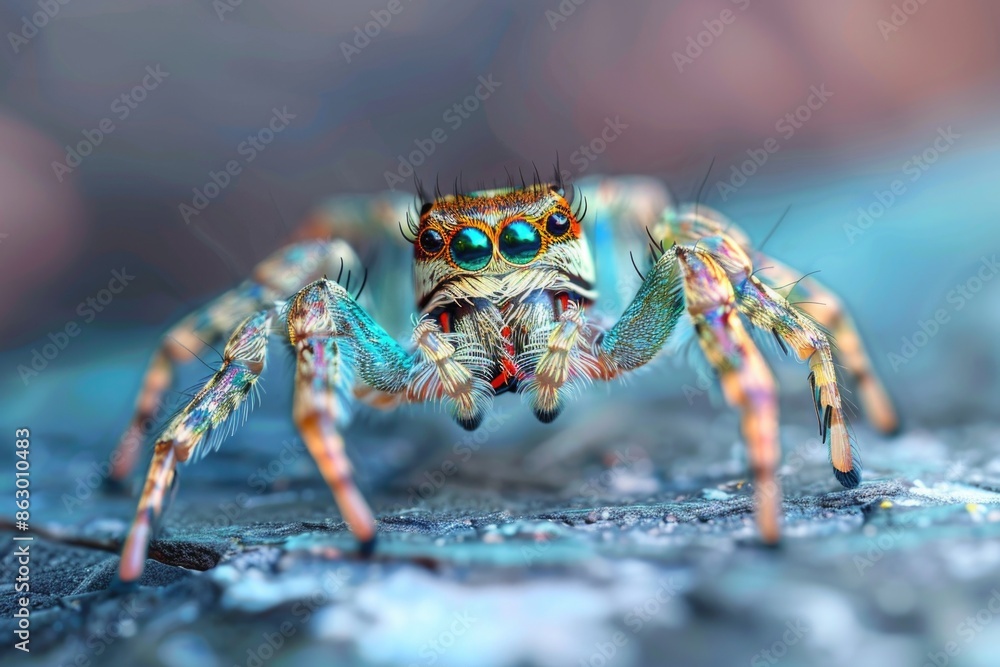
[490,325,522,390]
[556,292,570,315]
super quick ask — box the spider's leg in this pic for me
[109,284,262,484]
[406,317,493,430]
[674,247,781,542]
[590,245,687,378]
[756,259,899,435]
[586,245,781,541]
[683,230,863,488]
[656,203,897,435]
[284,279,397,553]
[110,239,363,483]
[119,309,272,582]
[285,277,490,550]
[516,296,598,423]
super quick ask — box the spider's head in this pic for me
[408,183,596,312]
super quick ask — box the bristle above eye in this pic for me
[414,175,431,206]
[573,195,588,222]
[551,156,565,195]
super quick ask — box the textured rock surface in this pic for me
[3,328,1000,667]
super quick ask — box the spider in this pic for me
[109,172,899,582]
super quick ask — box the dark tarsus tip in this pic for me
[834,466,862,489]
[102,476,131,496]
[534,406,562,424]
[109,573,140,593]
[456,412,485,432]
[758,538,783,552]
[358,535,377,559]
[884,420,904,438]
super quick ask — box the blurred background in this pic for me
[2,0,999,376]
[2,2,1000,666]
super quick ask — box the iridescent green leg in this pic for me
[591,245,686,378]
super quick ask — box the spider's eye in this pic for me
[499,220,541,265]
[546,213,570,237]
[450,227,493,271]
[419,228,444,255]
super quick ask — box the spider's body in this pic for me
[111,174,899,583]
[410,184,598,425]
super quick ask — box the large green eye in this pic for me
[499,220,541,264]
[450,227,493,270]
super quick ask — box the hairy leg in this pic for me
[110,240,363,483]
[283,277,490,547]
[586,244,781,541]
[757,259,899,435]
[657,205,897,435]
[674,228,862,487]
[119,309,272,582]
[675,247,781,542]
[286,280,376,552]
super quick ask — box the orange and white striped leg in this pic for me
[676,246,782,543]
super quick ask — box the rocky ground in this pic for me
[2,329,1000,667]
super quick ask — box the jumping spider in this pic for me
[110,173,899,582]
